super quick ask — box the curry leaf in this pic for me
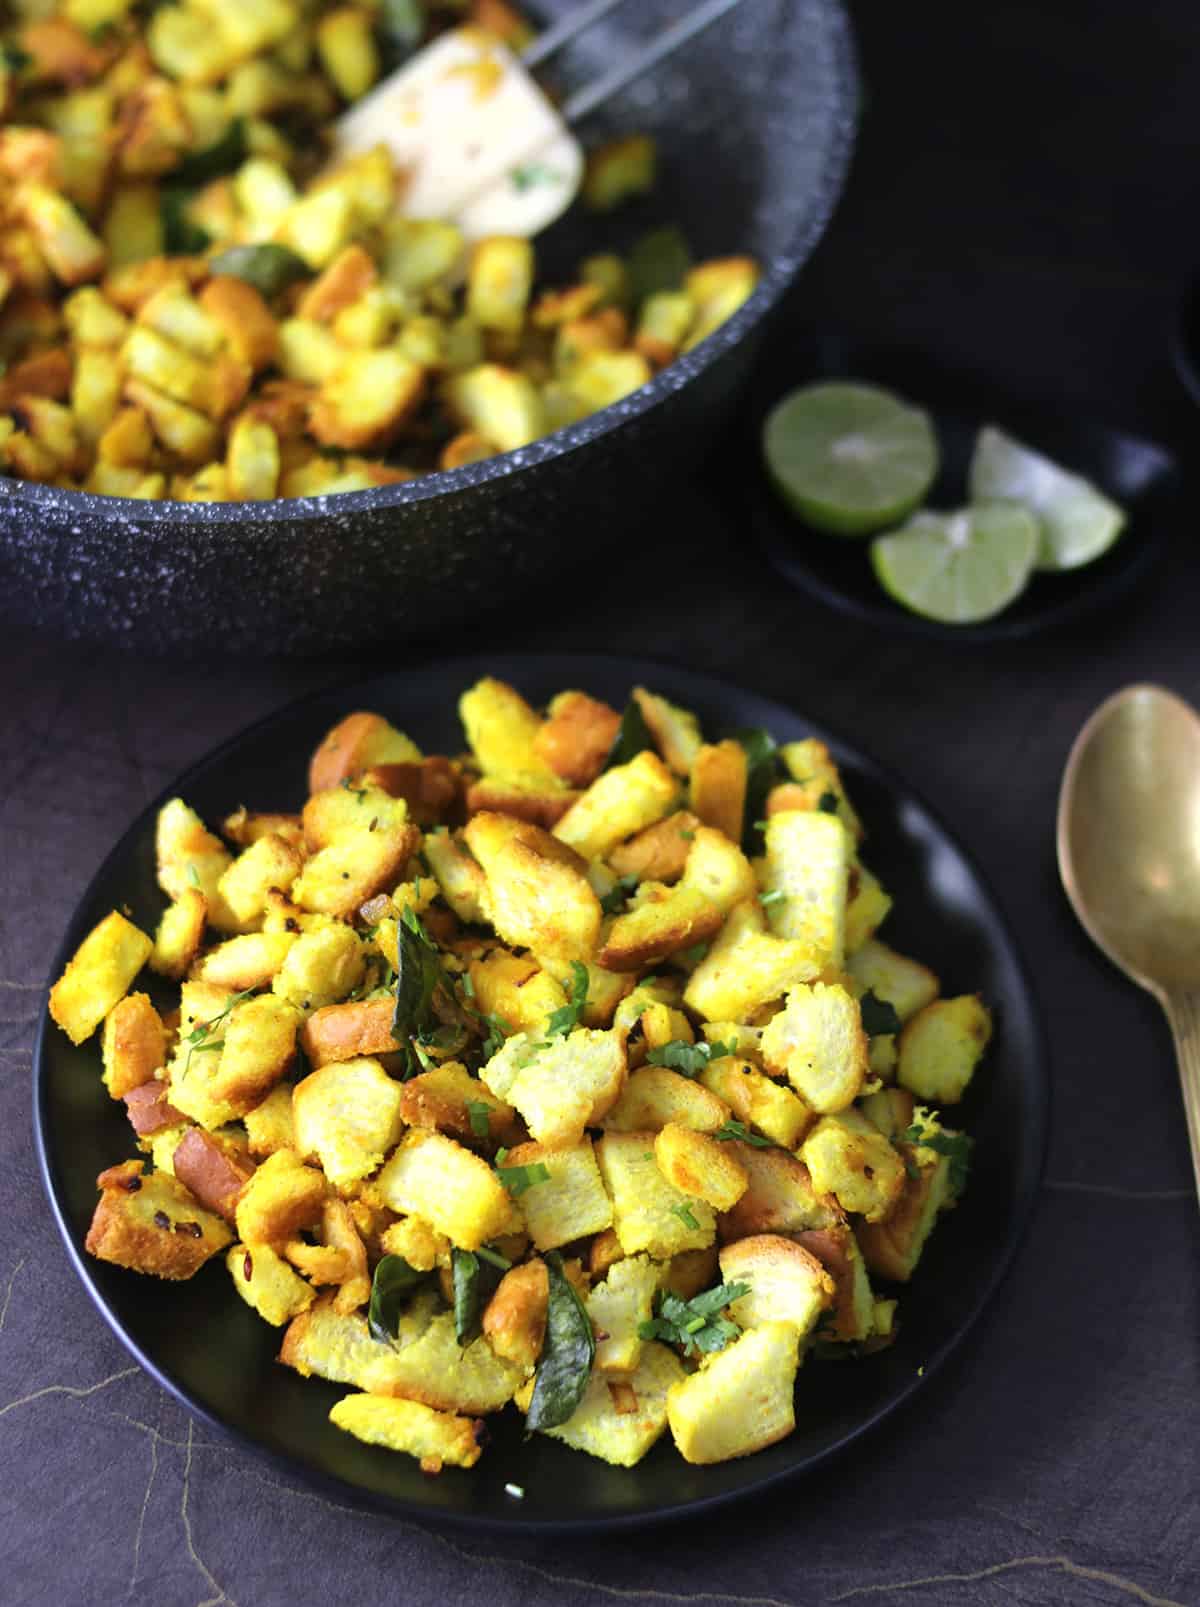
[392,907,443,1040]
[207,242,309,297]
[525,1252,595,1433]
[378,0,424,68]
[818,790,840,815]
[901,1121,973,1196]
[367,1254,429,1346]
[451,1248,505,1347]
[859,990,902,1037]
[626,226,691,305]
[172,117,247,186]
[735,727,783,851]
[603,697,653,770]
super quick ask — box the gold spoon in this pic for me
[1057,683,1200,1204]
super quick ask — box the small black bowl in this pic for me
[750,332,1180,643]
[0,0,858,657]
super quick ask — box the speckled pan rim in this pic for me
[32,649,1049,1536]
[0,5,859,535]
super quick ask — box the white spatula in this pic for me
[333,0,745,240]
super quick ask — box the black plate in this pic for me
[750,333,1179,642]
[34,653,1048,1533]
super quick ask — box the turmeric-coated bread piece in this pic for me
[101,992,165,1098]
[86,1160,232,1280]
[760,982,868,1114]
[235,1149,327,1246]
[897,996,992,1105]
[330,1393,485,1473]
[666,1321,799,1465]
[464,811,601,968]
[50,910,153,1046]
[293,1057,405,1190]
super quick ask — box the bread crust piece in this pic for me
[124,1079,186,1136]
[532,691,622,788]
[608,810,700,884]
[482,1259,548,1370]
[172,1128,256,1222]
[101,992,166,1098]
[300,998,399,1068]
[85,1159,232,1280]
[308,711,422,795]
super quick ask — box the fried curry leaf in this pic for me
[603,697,653,770]
[172,117,247,186]
[637,1281,749,1357]
[161,187,211,256]
[626,226,691,305]
[525,1252,595,1433]
[367,1254,429,1346]
[544,960,590,1037]
[451,1248,505,1347]
[713,1119,777,1149]
[207,242,309,297]
[392,907,444,1040]
[859,990,902,1038]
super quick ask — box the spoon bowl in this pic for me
[1058,683,1200,1201]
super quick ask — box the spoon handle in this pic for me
[1162,989,1200,1207]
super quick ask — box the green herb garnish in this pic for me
[626,226,691,305]
[759,888,786,908]
[713,1120,777,1148]
[378,0,424,67]
[511,162,561,191]
[2,44,32,72]
[494,1157,551,1198]
[859,990,902,1037]
[172,118,247,186]
[901,1119,973,1196]
[525,1252,595,1433]
[367,1254,428,1345]
[679,942,709,966]
[644,1038,733,1078]
[671,1202,701,1230]
[544,960,589,1037]
[160,186,211,256]
[207,242,309,297]
[599,873,640,916]
[466,1099,492,1139]
[638,1281,749,1357]
[735,727,783,851]
[392,906,444,1040]
[181,987,255,1076]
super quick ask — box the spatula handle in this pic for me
[1162,988,1200,1209]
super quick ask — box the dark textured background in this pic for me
[3,0,1199,1601]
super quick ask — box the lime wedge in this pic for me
[968,425,1126,571]
[870,503,1040,624]
[762,381,939,536]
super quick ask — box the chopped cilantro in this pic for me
[494,1158,551,1198]
[637,1281,750,1357]
[599,873,639,916]
[759,888,786,908]
[713,1120,776,1149]
[679,942,709,966]
[671,1202,701,1231]
[901,1119,973,1195]
[645,1038,733,1078]
[511,162,562,191]
[466,1100,492,1139]
[544,960,589,1037]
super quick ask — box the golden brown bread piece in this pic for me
[85,1160,232,1280]
[172,1128,256,1223]
[124,1080,186,1137]
[299,998,400,1068]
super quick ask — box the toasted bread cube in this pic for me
[360,757,460,825]
[687,740,747,844]
[372,1308,523,1412]
[464,812,600,968]
[280,1289,439,1388]
[458,677,556,785]
[760,983,867,1114]
[682,257,759,351]
[552,750,677,862]
[228,1241,315,1325]
[101,992,165,1098]
[272,924,366,1014]
[717,1143,839,1242]
[684,901,821,1025]
[467,236,533,333]
[330,1393,483,1473]
[465,775,578,829]
[202,994,299,1114]
[603,1066,729,1134]
[299,998,397,1066]
[85,1160,232,1279]
[719,1234,834,1338]
[482,1259,547,1370]
[586,1254,660,1375]
[630,687,702,775]
[858,1085,916,1142]
[125,1079,186,1139]
[542,1340,684,1467]
[481,1028,625,1148]
[192,931,297,991]
[583,132,656,210]
[50,910,152,1045]
[124,378,220,465]
[533,690,621,787]
[800,1112,907,1222]
[235,1148,326,1246]
[148,891,204,982]
[292,822,420,919]
[897,996,991,1104]
[22,181,106,284]
[667,1320,798,1465]
[634,289,693,366]
[699,1057,813,1149]
[794,1223,875,1340]
[397,1059,522,1148]
[502,1139,613,1251]
[200,276,279,371]
[654,1123,747,1212]
[225,413,280,501]
[309,347,425,450]
[608,810,700,884]
[172,1127,254,1222]
[380,1216,451,1273]
[309,711,423,794]
[596,1131,716,1257]
[598,883,723,971]
[156,799,238,930]
[856,1140,957,1283]
[302,783,411,853]
[418,833,483,925]
[446,363,544,452]
[638,1002,695,1054]
[761,811,848,969]
[774,738,864,840]
[540,957,634,1028]
[292,1057,404,1190]
[465,946,567,1037]
[845,862,892,954]
[680,826,758,914]
[847,939,940,1023]
[567,348,651,411]
[376,1129,512,1250]
[243,1085,296,1157]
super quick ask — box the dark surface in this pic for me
[0,0,856,657]
[3,0,1199,1602]
[34,654,1048,1532]
[750,334,1180,641]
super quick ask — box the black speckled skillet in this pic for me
[0,0,857,656]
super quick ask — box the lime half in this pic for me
[870,503,1040,624]
[762,381,939,536]
[968,425,1126,571]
